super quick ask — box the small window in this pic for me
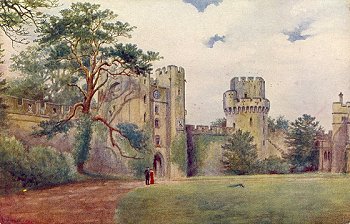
[17,98,23,105]
[155,119,160,128]
[263,140,265,146]
[144,112,147,122]
[53,108,57,114]
[155,105,159,114]
[233,123,236,129]
[144,79,146,84]
[155,135,161,146]
[250,117,253,126]
[178,89,181,96]
[324,152,328,160]
[28,104,33,113]
[244,93,248,98]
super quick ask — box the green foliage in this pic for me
[0,0,57,44]
[28,146,76,186]
[268,115,289,132]
[121,123,153,178]
[210,118,226,127]
[0,136,76,188]
[73,116,93,167]
[255,156,289,174]
[8,45,81,104]
[38,2,162,77]
[191,134,226,176]
[171,133,187,173]
[285,114,321,172]
[222,129,257,175]
[33,120,74,139]
[117,123,149,153]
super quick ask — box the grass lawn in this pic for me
[116,173,350,224]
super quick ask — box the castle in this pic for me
[98,65,186,179]
[3,66,282,179]
[318,92,350,173]
[223,77,270,158]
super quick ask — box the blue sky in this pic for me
[1,0,350,130]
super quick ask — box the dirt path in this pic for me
[0,180,143,224]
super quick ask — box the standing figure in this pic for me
[150,169,155,184]
[144,167,150,185]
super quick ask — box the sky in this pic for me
[1,0,350,130]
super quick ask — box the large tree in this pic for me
[35,2,161,173]
[268,115,289,133]
[0,0,57,44]
[285,114,322,172]
[221,129,257,174]
[8,45,81,104]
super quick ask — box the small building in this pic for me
[317,92,350,173]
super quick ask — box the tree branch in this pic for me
[92,115,143,159]
[67,83,87,99]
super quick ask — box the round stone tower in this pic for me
[223,77,270,158]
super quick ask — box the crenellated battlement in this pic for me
[186,124,235,136]
[2,95,72,119]
[231,76,264,82]
[155,65,185,76]
[223,97,270,115]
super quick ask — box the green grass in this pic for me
[116,173,350,224]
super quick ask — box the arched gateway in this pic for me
[153,153,165,177]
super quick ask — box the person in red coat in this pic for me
[150,169,155,184]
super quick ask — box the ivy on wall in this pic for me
[170,133,187,173]
[191,134,227,176]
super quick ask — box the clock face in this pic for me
[153,90,161,99]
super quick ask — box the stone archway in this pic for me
[153,152,165,177]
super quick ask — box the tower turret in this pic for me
[223,76,270,158]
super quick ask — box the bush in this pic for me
[0,136,76,188]
[28,146,76,186]
[255,156,289,174]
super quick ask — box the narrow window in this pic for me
[28,104,33,113]
[263,140,265,146]
[244,93,248,98]
[53,108,57,114]
[324,152,328,160]
[155,135,161,146]
[233,123,236,129]
[144,112,147,122]
[155,119,160,128]
[250,117,253,126]
[178,89,181,96]
[328,152,331,161]
[155,105,159,114]
[143,95,147,103]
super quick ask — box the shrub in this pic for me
[255,156,289,174]
[28,146,76,186]
[0,136,76,188]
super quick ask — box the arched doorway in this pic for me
[153,153,165,177]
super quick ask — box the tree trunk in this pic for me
[77,162,85,174]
